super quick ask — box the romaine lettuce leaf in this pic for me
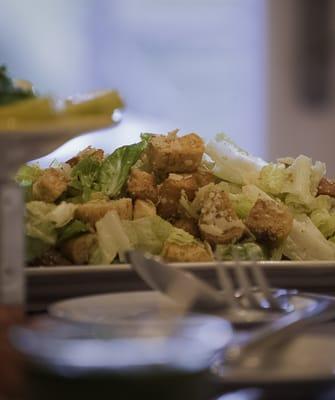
[95,211,131,263]
[310,208,335,238]
[206,133,267,185]
[25,201,77,245]
[215,242,266,261]
[70,156,102,202]
[57,220,89,243]
[99,140,147,198]
[122,215,174,255]
[283,214,335,260]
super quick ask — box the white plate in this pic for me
[27,261,335,312]
[48,290,321,326]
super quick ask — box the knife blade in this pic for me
[126,250,227,311]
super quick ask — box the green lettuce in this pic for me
[70,156,102,202]
[25,201,77,245]
[258,156,326,210]
[206,133,267,185]
[310,208,335,238]
[15,164,42,200]
[99,140,147,198]
[283,214,335,260]
[95,211,131,263]
[215,242,266,261]
[57,220,89,243]
[122,215,174,255]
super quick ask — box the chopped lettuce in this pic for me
[25,201,77,246]
[206,133,267,185]
[70,156,102,202]
[310,208,335,238]
[57,220,89,243]
[15,164,43,201]
[215,242,266,261]
[258,156,326,211]
[122,215,173,255]
[166,228,198,246]
[229,192,255,219]
[95,211,131,263]
[99,140,147,198]
[283,215,335,260]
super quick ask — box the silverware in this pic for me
[216,259,294,312]
[126,250,293,314]
[213,297,335,370]
[126,250,227,311]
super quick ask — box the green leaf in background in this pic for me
[0,65,35,106]
[99,140,148,198]
[70,156,102,202]
[58,219,89,243]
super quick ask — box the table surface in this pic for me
[2,305,335,400]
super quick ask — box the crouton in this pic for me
[173,218,200,237]
[161,241,213,262]
[199,190,245,245]
[157,173,198,219]
[61,233,97,265]
[317,177,335,198]
[66,146,104,167]
[133,199,156,219]
[75,198,132,226]
[32,168,68,203]
[193,169,217,187]
[245,198,293,246]
[147,132,205,174]
[127,169,158,203]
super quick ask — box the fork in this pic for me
[214,257,335,367]
[215,257,294,313]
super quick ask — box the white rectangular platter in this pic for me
[26,261,335,312]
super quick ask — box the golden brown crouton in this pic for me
[66,146,104,167]
[147,132,205,174]
[193,169,217,187]
[157,174,198,219]
[133,199,156,219]
[173,218,200,237]
[75,198,132,226]
[61,233,97,264]
[245,199,293,245]
[161,241,213,262]
[32,168,68,203]
[199,190,245,245]
[127,169,158,203]
[317,177,335,198]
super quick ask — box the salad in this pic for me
[16,130,335,266]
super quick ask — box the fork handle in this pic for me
[223,299,335,367]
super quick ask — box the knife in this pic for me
[126,250,227,311]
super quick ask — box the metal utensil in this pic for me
[216,259,294,313]
[213,297,335,370]
[126,250,227,311]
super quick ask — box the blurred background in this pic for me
[1,0,335,172]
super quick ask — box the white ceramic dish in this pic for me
[27,261,335,312]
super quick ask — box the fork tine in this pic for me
[250,261,283,311]
[216,262,239,308]
[235,258,263,310]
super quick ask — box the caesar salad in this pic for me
[16,129,335,266]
